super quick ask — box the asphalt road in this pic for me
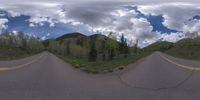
[0,51,200,100]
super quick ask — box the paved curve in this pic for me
[0,51,200,100]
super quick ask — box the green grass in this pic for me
[165,38,200,60]
[143,41,174,52]
[0,46,29,60]
[58,52,150,74]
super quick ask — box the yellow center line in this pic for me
[160,53,200,71]
[0,55,43,72]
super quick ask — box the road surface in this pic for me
[0,51,200,100]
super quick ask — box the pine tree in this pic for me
[66,41,70,55]
[76,38,84,47]
[101,40,106,61]
[109,47,115,60]
[124,39,129,57]
[134,39,138,54]
[88,39,97,62]
[119,34,125,54]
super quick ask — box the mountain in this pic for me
[165,37,200,60]
[56,32,87,41]
[144,37,200,60]
[89,34,109,40]
[142,41,174,52]
[56,32,109,41]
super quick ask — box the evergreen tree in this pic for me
[66,41,70,55]
[22,37,27,49]
[88,39,97,62]
[119,34,125,54]
[134,39,138,54]
[101,40,106,61]
[124,39,129,57]
[76,38,84,47]
[109,47,115,60]
[107,39,116,60]
[18,32,27,49]
[106,32,117,60]
[119,34,130,57]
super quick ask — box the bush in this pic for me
[108,69,113,72]
[74,64,81,68]
[118,66,125,70]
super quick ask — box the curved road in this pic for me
[0,52,200,100]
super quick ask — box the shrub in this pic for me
[108,69,113,72]
[74,64,80,68]
[118,66,125,70]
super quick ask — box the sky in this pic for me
[0,0,200,47]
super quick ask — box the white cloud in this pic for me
[0,1,67,27]
[62,2,200,46]
[138,2,200,32]
[88,9,159,47]
[47,33,51,37]
[12,30,18,35]
[183,19,200,33]
[0,1,200,47]
[7,10,21,17]
[28,16,58,27]
[41,36,46,40]
[160,32,185,43]
[0,18,8,33]
[41,33,51,40]
[29,23,35,27]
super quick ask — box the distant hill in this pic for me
[142,38,200,60]
[142,41,174,52]
[56,32,87,41]
[165,37,200,60]
[56,32,112,42]
[89,34,109,40]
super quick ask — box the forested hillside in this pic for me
[0,32,44,60]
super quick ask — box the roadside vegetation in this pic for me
[50,35,178,73]
[0,32,45,60]
[46,32,146,73]
[1,30,200,73]
[138,32,200,61]
[142,41,174,53]
[58,52,150,73]
[165,37,200,60]
[47,33,200,73]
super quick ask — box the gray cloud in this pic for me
[0,0,200,47]
[138,2,200,33]
[65,2,128,27]
[1,0,200,4]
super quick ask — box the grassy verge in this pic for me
[165,45,200,60]
[165,38,200,60]
[58,52,150,74]
[0,46,30,60]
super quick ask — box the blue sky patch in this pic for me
[1,12,91,39]
[146,15,177,33]
[192,15,200,20]
[128,6,178,34]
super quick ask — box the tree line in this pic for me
[0,31,139,62]
[0,32,45,54]
[46,32,138,62]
